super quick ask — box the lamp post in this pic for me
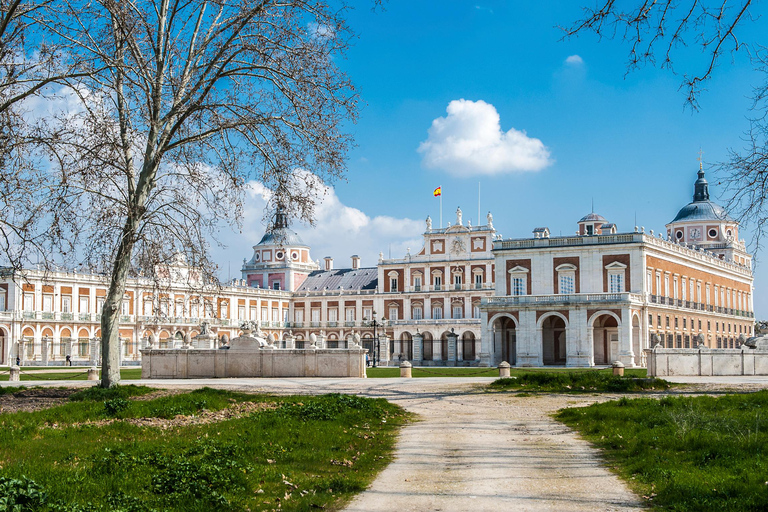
[370,311,387,367]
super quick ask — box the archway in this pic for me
[491,315,517,365]
[59,328,72,358]
[362,334,374,360]
[541,315,566,365]
[41,327,54,359]
[78,328,91,357]
[461,331,476,361]
[395,332,413,361]
[592,314,619,365]
[22,327,35,360]
[422,332,434,361]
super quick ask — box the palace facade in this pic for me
[0,167,756,367]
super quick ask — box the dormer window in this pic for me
[586,225,593,235]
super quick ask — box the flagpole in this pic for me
[440,193,443,229]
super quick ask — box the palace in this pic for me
[0,167,756,367]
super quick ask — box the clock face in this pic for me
[689,228,702,240]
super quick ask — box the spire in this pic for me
[273,202,289,230]
[693,168,709,202]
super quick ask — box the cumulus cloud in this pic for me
[212,178,424,275]
[565,54,584,66]
[417,99,552,176]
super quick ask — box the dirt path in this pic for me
[343,388,644,512]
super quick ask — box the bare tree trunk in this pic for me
[100,215,139,387]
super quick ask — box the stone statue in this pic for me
[182,332,192,349]
[456,207,463,226]
[200,321,210,336]
[266,333,275,346]
[353,332,361,347]
[650,333,661,347]
[486,211,494,230]
[219,333,230,349]
[696,334,706,347]
[309,332,318,347]
[426,215,432,231]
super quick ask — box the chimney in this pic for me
[351,255,360,270]
[324,256,333,271]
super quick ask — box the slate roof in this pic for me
[671,201,733,223]
[297,267,378,292]
[578,212,607,223]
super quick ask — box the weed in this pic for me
[489,371,671,393]
[69,385,153,402]
[104,397,131,416]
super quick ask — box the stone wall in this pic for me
[141,347,367,379]
[645,346,768,376]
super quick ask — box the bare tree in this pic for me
[31,0,357,387]
[564,2,768,249]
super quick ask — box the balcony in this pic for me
[389,318,480,326]
[484,292,643,307]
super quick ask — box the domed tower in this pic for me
[241,204,318,291]
[577,212,616,236]
[666,165,750,265]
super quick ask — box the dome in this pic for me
[671,201,733,223]
[256,204,308,247]
[670,169,734,223]
[578,212,607,223]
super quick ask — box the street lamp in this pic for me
[370,311,387,367]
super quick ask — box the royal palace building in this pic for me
[0,167,756,367]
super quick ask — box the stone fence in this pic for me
[645,346,768,377]
[141,347,367,379]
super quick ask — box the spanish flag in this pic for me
[433,186,442,197]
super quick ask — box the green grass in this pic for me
[0,387,409,511]
[556,392,768,511]
[488,370,670,392]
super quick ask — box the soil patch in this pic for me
[0,387,80,414]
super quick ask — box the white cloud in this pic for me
[565,54,584,66]
[417,99,552,176]
[212,178,424,276]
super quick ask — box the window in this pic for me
[238,305,246,320]
[586,224,593,235]
[328,309,338,323]
[219,302,228,319]
[658,314,662,327]
[272,281,281,290]
[474,273,483,289]
[390,278,398,292]
[261,307,269,322]
[675,317,679,328]
[433,275,442,291]
[673,276,678,299]
[43,295,53,313]
[62,296,71,313]
[388,306,398,321]
[559,274,575,294]
[453,273,462,290]
[412,306,423,320]
[24,293,34,311]
[609,273,624,293]
[682,278,687,302]
[698,320,702,330]
[96,297,105,314]
[272,308,279,323]
[473,304,480,318]
[648,314,653,326]
[683,318,687,329]
[311,309,320,323]
[363,308,372,321]
[294,310,304,323]
[556,264,576,294]
[452,305,462,319]
[432,306,443,319]
[249,307,256,320]
[345,308,355,323]
[707,320,711,331]
[509,266,529,295]
[121,299,130,316]
[665,316,670,328]
[414,276,422,291]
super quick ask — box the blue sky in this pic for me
[222,1,768,317]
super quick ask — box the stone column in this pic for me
[412,332,423,363]
[618,306,636,367]
[446,329,458,366]
[566,308,591,367]
[479,310,493,367]
[41,337,49,366]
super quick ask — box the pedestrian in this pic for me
[365,352,370,367]
[65,354,71,366]
[15,355,20,366]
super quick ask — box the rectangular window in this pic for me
[249,307,256,320]
[675,317,679,328]
[658,314,662,327]
[666,316,670,328]
[62,296,71,313]
[261,307,269,322]
[412,306,423,320]
[294,309,304,323]
[473,304,480,318]
[453,274,462,290]
[363,308,372,321]
[512,276,526,296]
[433,275,442,291]
[474,274,483,289]
[97,297,105,314]
[273,282,280,290]
[345,308,355,323]
[388,307,398,321]
[390,278,398,292]
[311,309,320,323]
[272,308,279,323]
[432,306,443,320]
[559,274,575,294]
[609,273,624,293]
[328,309,338,323]
[43,295,53,313]
[414,276,422,291]
[121,300,130,316]
[452,306,462,319]
[648,314,653,326]
[24,293,35,311]
[683,318,687,329]
[238,305,246,320]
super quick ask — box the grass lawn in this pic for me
[557,392,768,511]
[488,370,670,393]
[0,386,409,511]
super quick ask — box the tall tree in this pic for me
[35,0,357,387]
[564,1,768,247]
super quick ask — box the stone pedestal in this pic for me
[87,367,99,380]
[399,361,412,378]
[498,361,511,378]
[612,361,625,377]
[412,333,423,363]
[283,333,295,349]
[446,331,458,365]
[9,365,20,381]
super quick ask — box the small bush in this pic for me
[104,397,131,416]
[0,476,49,509]
[69,384,153,402]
